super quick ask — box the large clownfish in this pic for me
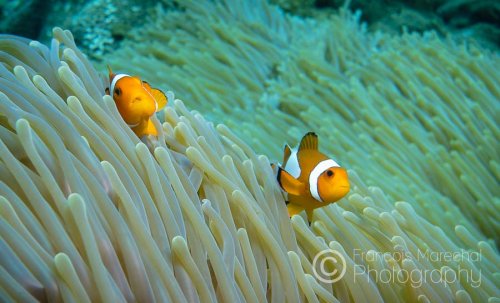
[273,132,350,221]
[105,67,167,137]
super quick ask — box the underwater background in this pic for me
[0,0,499,302]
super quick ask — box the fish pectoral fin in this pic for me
[286,203,305,217]
[298,132,318,151]
[152,88,168,110]
[143,119,158,136]
[277,167,306,196]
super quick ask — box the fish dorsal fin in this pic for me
[107,65,116,83]
[298,132,318,151]
[283,144,292,163]
[152,88,168,110]
[142,80,152,90]
[142,80,167,111]
[107,65,113,77]
[106,65,114,95]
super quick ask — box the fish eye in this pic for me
[114,88,121,96]
[326,170,334,177]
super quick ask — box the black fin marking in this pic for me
[276,167,284,189]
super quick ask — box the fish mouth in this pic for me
[338,185,350,192]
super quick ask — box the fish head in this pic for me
[317,166,350,202]
[112,76,157,125]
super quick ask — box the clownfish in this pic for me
[105,67,167,137]
[273,132,350,221]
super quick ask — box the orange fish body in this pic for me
[275,132,350,221]
[106,67,167,137]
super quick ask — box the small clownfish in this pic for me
[273,132,350,221]
[105,67,167,137]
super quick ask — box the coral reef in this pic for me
[39,0,160,60]
[0,0,50,39]
[0,1,498,302]
[271,0,500,49]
